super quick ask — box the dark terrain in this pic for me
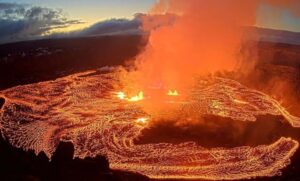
[0,29,300,180]
[0,35,146,90]
[0,133,149,181]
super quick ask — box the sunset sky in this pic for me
[3,0,156,31]
[0,0,299,44]
[1,0,299,32]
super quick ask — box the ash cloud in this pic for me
[0,2,82,44]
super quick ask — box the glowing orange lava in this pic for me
[115,91,144,102]
[128,91,144,102]
[136,117,149,124]
[167,90,179,96]
[1,69,300,180]
[116,91,126,100]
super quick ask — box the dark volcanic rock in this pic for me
[0,35,147,90]
[51,142,74,163]
[0,136,149,181]
[0,97,5,109]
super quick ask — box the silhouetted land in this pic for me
[0,35,146,90]
[0,132,149,181]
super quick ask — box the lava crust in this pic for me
[0,69,299,180]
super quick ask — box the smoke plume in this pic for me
[131,0,258,93]
[130,0,300,93]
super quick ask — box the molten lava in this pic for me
[128,91,144,102]
[1,1,300,180]
[136,117,149,124]
[116,92,126,100]
[1,69,300,180]
[116,91,144,102]
[167,90,179,96]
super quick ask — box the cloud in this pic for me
[77,18,141,36]
[50,13,177,39]
[0,2,23,10]
[0,1,178,44]
[0,3,82,44]
[63,13,177,37]
[0,3,177,44]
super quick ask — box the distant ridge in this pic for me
[247,27,300,45]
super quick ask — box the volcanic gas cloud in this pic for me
[130,0,300,96]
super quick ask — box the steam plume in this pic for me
[131,0,300,93]
[133,0,258,92]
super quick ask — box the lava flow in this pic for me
[0,68,299,180]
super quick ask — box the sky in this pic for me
[1,0,299,32]
[0,0,299,44]
[257,3,300,32]
[2,0,156,30]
